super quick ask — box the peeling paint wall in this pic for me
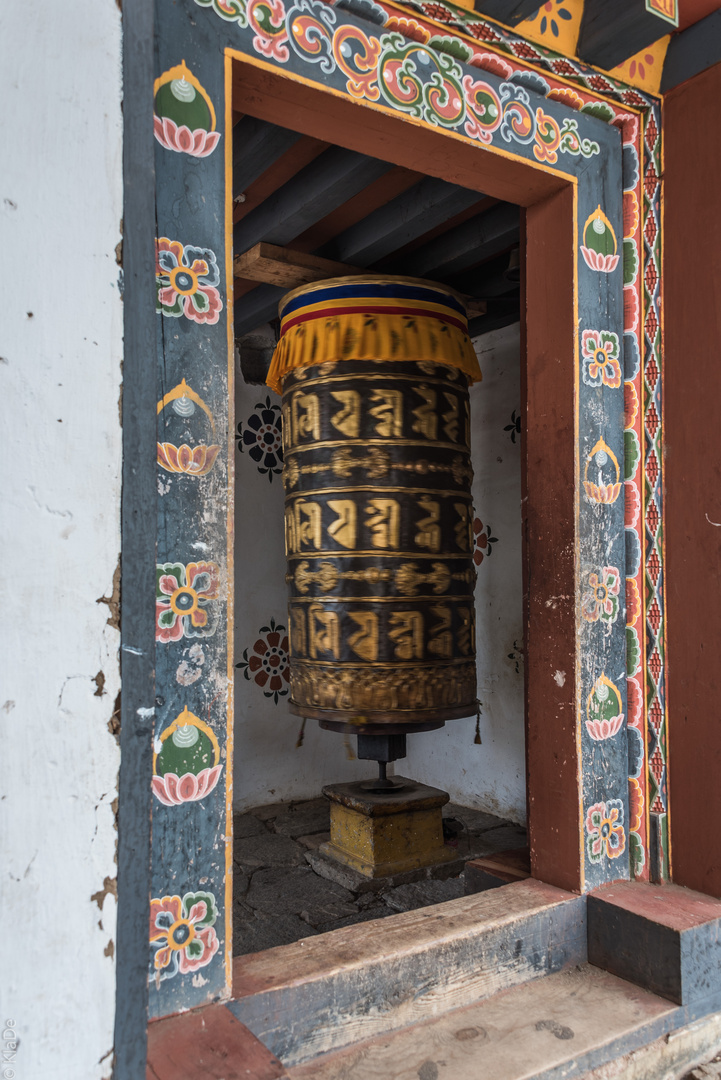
[0,3,123,1077]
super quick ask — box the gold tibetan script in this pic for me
[295,500,322,550]
[412,387,438,440]
[414,496,441,552]
[290,606,306,656]
[327,499,357,549]
[308,603,340,659]
[347,611,379,661]
[442,393,459,443]
[330,390,361,438]
[428,604,453,659]
[454,502,472,551]
[366,499,400,548]
[369,389,403,437]
[389,611,424,660]
[293,393,320,441]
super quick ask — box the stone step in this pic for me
[286,964,718,1080]
[229,878,586,1067]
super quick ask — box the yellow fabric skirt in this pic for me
[265,276,482,394]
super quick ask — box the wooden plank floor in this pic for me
[287,966,678,1080]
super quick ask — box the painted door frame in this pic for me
[117,0,666,1061]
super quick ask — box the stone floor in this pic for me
[233,795,527,956]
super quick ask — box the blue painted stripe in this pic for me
[280,280,467,319]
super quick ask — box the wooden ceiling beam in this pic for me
[577,0,678,70]
[320,176,486,268]
[469,1,541,25]
[661,10,721,92]
[233,146,393,255]
[232,115,301,197]
[391,202,520,280]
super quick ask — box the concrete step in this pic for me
[229,878,586,1066]
[286,964,721,1080]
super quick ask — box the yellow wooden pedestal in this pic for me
[320,777,455,878]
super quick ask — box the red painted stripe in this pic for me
[280,304,468,336]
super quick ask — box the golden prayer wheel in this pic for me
[267,276,482,734]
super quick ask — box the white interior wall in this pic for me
[234,322,525,821]
[0,3,123,1077]
[405,322,526,824]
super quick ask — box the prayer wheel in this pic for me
[267,276,482,733]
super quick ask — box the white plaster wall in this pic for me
[234,324,525,820]
[0,4,123,1078]
[406,323,526,824]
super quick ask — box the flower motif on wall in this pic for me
[237,396,283,481]
[156,238,223,325]
[586,799,626,863]
[581,566,620,624]
[585,673,624,741]
[526,0,573,37]
[581,330,622,389]
[236,617,290,703]
[503,409,521,443]
[583,438,621,505]
[158,443,220,476]
[153,61,221,158]
[580,206,620,273]
[473,518,498,566]
[150,891,220,981]
[152,706,223,806]
[156,562,220,643]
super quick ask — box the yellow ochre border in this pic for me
[223,49,235,999]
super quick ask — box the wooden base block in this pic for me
[321,777,455,878]
[588,880,721,1005]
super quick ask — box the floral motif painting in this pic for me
[581,566,621,624]
[581,329,622,389]
[586,800,626,863]
[585,674,624,742]
[237,396,284,481]
[236,617,290,703]
[473,517,498,566]
[152,706,223,806]
[153,61,222,157]
[155,238,223,324]
[156,562,220,643]
[150,891,220,981]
